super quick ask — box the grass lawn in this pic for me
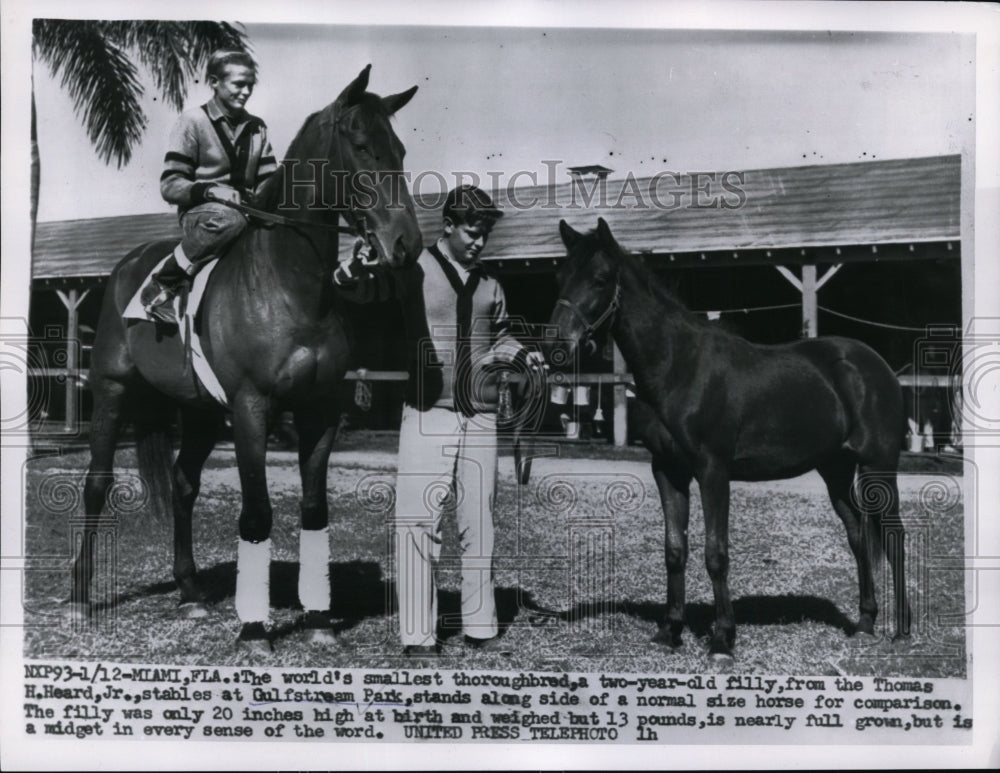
[21,433,967,677]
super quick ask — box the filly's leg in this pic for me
[699,460,735,662]
[819,454,877,636]
[651,456,692,649]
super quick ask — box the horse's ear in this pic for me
[596,217,615,246]
[339,64,372,107]
[559,219,582,249]
[383,85,418,115]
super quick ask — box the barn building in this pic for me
[30,154,961,444]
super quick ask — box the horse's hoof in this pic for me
[854,616,876,637]
[304,627,339,646]
[708,652,736,672]
[852,623,878,642]
[178,601,209,619]
[66,602,91,623]
[299,611,339,646]
[237,622,273,654]
[651,628,682,650]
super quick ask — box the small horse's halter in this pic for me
[555,277,622,345]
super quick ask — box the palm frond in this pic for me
[107,21,196,111]
[183,22,252,67]
[33,20,146,168]
[32,19,251,168]
[106,21,249,111]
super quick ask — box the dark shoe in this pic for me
[140,282,179,320]
[464,635,511,655]
[403,644,440,662]
[141,256,192,321]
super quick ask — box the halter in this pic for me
[555,277,622,344]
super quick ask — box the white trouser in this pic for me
[394,405,498,647]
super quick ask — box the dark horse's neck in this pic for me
[611,249,705,390]
[251,111,350,282]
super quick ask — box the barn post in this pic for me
[55,287,88,432]
[801,264,817,338]
[612,342,627,447]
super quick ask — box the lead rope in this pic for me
[354,367,373,411]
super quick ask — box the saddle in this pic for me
[122,251,229,407]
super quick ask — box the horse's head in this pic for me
[544,218,623,368]
[323,65,423,268]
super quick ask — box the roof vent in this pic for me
[567,165,613,179]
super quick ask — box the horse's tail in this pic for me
[132,390,175,524]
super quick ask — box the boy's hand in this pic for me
[206,185,241,204]
[525,350,547,372]
[334,239,374,286]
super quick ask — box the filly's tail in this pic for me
[855,466,899,574]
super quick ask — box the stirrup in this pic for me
[142,285,180,324]
[143,287,174,314]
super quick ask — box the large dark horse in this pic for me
[545,218,911,664]
[71,66,423,649]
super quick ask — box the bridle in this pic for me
[207,106,392,244]
[210,195,364,237]
[555,277,622,345]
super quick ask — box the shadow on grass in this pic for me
[122,560,394,623]
[107,560,853,643]
[116,561,565,643]
[559,594,856,637]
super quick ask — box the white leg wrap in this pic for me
[235,538,271,623]
[298,529,331,612]
[173,243,193,272]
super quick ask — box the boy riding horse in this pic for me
[142,49,277,321]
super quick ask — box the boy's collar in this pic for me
[204,98,255,127]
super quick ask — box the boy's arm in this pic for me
[249,127,278,204]
[160,115,214,209]
[490,282,544,370]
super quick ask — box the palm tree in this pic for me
[31,20,250,247]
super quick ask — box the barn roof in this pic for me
[32,154,960,285]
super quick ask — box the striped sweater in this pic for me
[160,98,278,213]
[341,246,529,414]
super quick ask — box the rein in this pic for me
[208,194,364,237]
[208,103,377,240]
[555,278,622,342]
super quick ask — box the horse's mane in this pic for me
[255,94,393,214]
[254,111,323,213]
[589,230,701,324]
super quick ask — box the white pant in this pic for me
[394,405,498,647]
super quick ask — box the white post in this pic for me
[55,287,89,432]
[613,343,627,447]
[801,265,817,338]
